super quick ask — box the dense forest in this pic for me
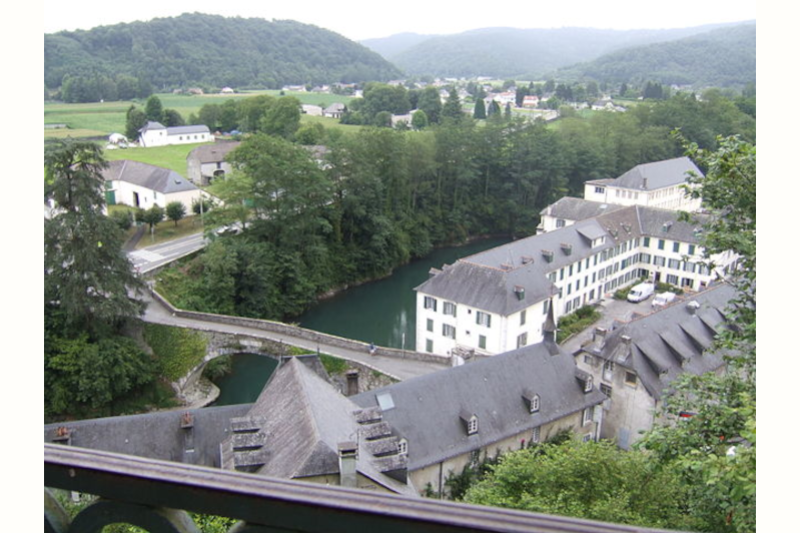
[384,23,753,82]
[555,23,756,88]
[156,89,755,322]
[44,13,403,93]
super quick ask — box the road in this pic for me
[128,232,207,273]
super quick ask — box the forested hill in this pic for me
[553,23,756,88]
[44,13,403,90]
[386,23,751,80]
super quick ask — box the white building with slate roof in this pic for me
[582,156,703,213]
[102,159,205,214]
[138,121,212,147]
[415,205,738,357]
[576,284,736,449]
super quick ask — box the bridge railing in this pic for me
[45,443,684,533]
[147,285,451,366]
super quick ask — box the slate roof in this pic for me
[44,404,251,468]
[539,197,625,222]
[220,357,416,496]
[582,283,736,399]
[610,157,702,190]
[187,141,241,164]
[352,342,606,471]
[103,160,198,194]
[167,124,211,135]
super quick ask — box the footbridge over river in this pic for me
[141,287,452,387]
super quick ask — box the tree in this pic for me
[636,135,756,533]
[44,139,145,338]
[139,204,165,232]
[125,105,147,142]
[464,439,699,531]
[259,97,301,138]
[441,88,463,123]
[473,98,486,119]
[166,201,187,226]
[144,95,164,122]
[416,86,443,124]
[163,108,185,127]
[411,109,429,130]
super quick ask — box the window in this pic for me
[625,372,637,386]
[658,239,665,250]
[668,258,681,269]
[443,302,457,316]
[532,426,541,443]
[542,300,549,315]
[520,310,527,326]
[397,439,408,455]
[666,274,679,285]
[479,335,487,350]
[476,311,491,327]
[531,394,540,413]
[517,332,528,348]
[468,416,478,435]
[653,256,666,267]
[640,252,651,264]
[424,296,437,311]
[425,339,433,353]
[582,406,594,426]
[673,242,680,253]
[584,375,593,392]
[600,383,612,398]
[442,324,456,339]
[688,244,696,255]
[643,237,650,247]
[556,219,565,228]
[426,319,434,332]
[594,186,605,194]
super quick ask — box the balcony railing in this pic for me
[45,443,684,533]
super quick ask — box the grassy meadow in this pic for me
[44,90,353,140]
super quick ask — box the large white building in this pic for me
[414,205,737,357]
[582,157,703,213]
[138,121,212,147]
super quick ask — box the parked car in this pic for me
[652,292,677,308]
[627,282,655,302]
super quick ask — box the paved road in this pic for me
[128,232,207,273]
[139,290,450,382]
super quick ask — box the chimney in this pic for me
[593,327,607,342]
[338,442,358,488]
[621,335,632,346]
[687,300,701,315]
[346,369,360,396]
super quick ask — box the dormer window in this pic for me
[397,438,408,455]
[460,411,479,435]
[522,389,540,413]
[584,375,593,393]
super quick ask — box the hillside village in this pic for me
[45,153,742,500]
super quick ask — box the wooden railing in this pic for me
[45,444,685,533]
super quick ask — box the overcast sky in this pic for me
[43,0,756,41]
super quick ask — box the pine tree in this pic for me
[473,98,487,119]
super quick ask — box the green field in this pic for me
[44,90,353,139]
[103,143,209,175]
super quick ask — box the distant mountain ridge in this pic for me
[44,13,403,90]
[553,23,756,88]
[370,22,753,82]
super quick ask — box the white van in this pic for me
[652,292,677,308]
[627,282,655,302]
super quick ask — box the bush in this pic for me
[143,324,207,381]
[109,209,133,230]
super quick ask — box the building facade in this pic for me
[415,205,737,357]
[139,121,212,147]
[575,284,734,449]
[582,157,703,213]
[102,160,205,214]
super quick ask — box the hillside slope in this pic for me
[554,23,755,87]
[45,12,403,90]
[389,23,750,79]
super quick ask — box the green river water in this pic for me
[212,237,511,405]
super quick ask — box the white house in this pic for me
[582,157,703,213]
[415,205,737,357]
[186,141,241,185]
[102,160,205,214]
[138,122,212,148]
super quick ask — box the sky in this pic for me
[42,0,757,41]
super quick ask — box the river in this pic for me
[212,236,511,405]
